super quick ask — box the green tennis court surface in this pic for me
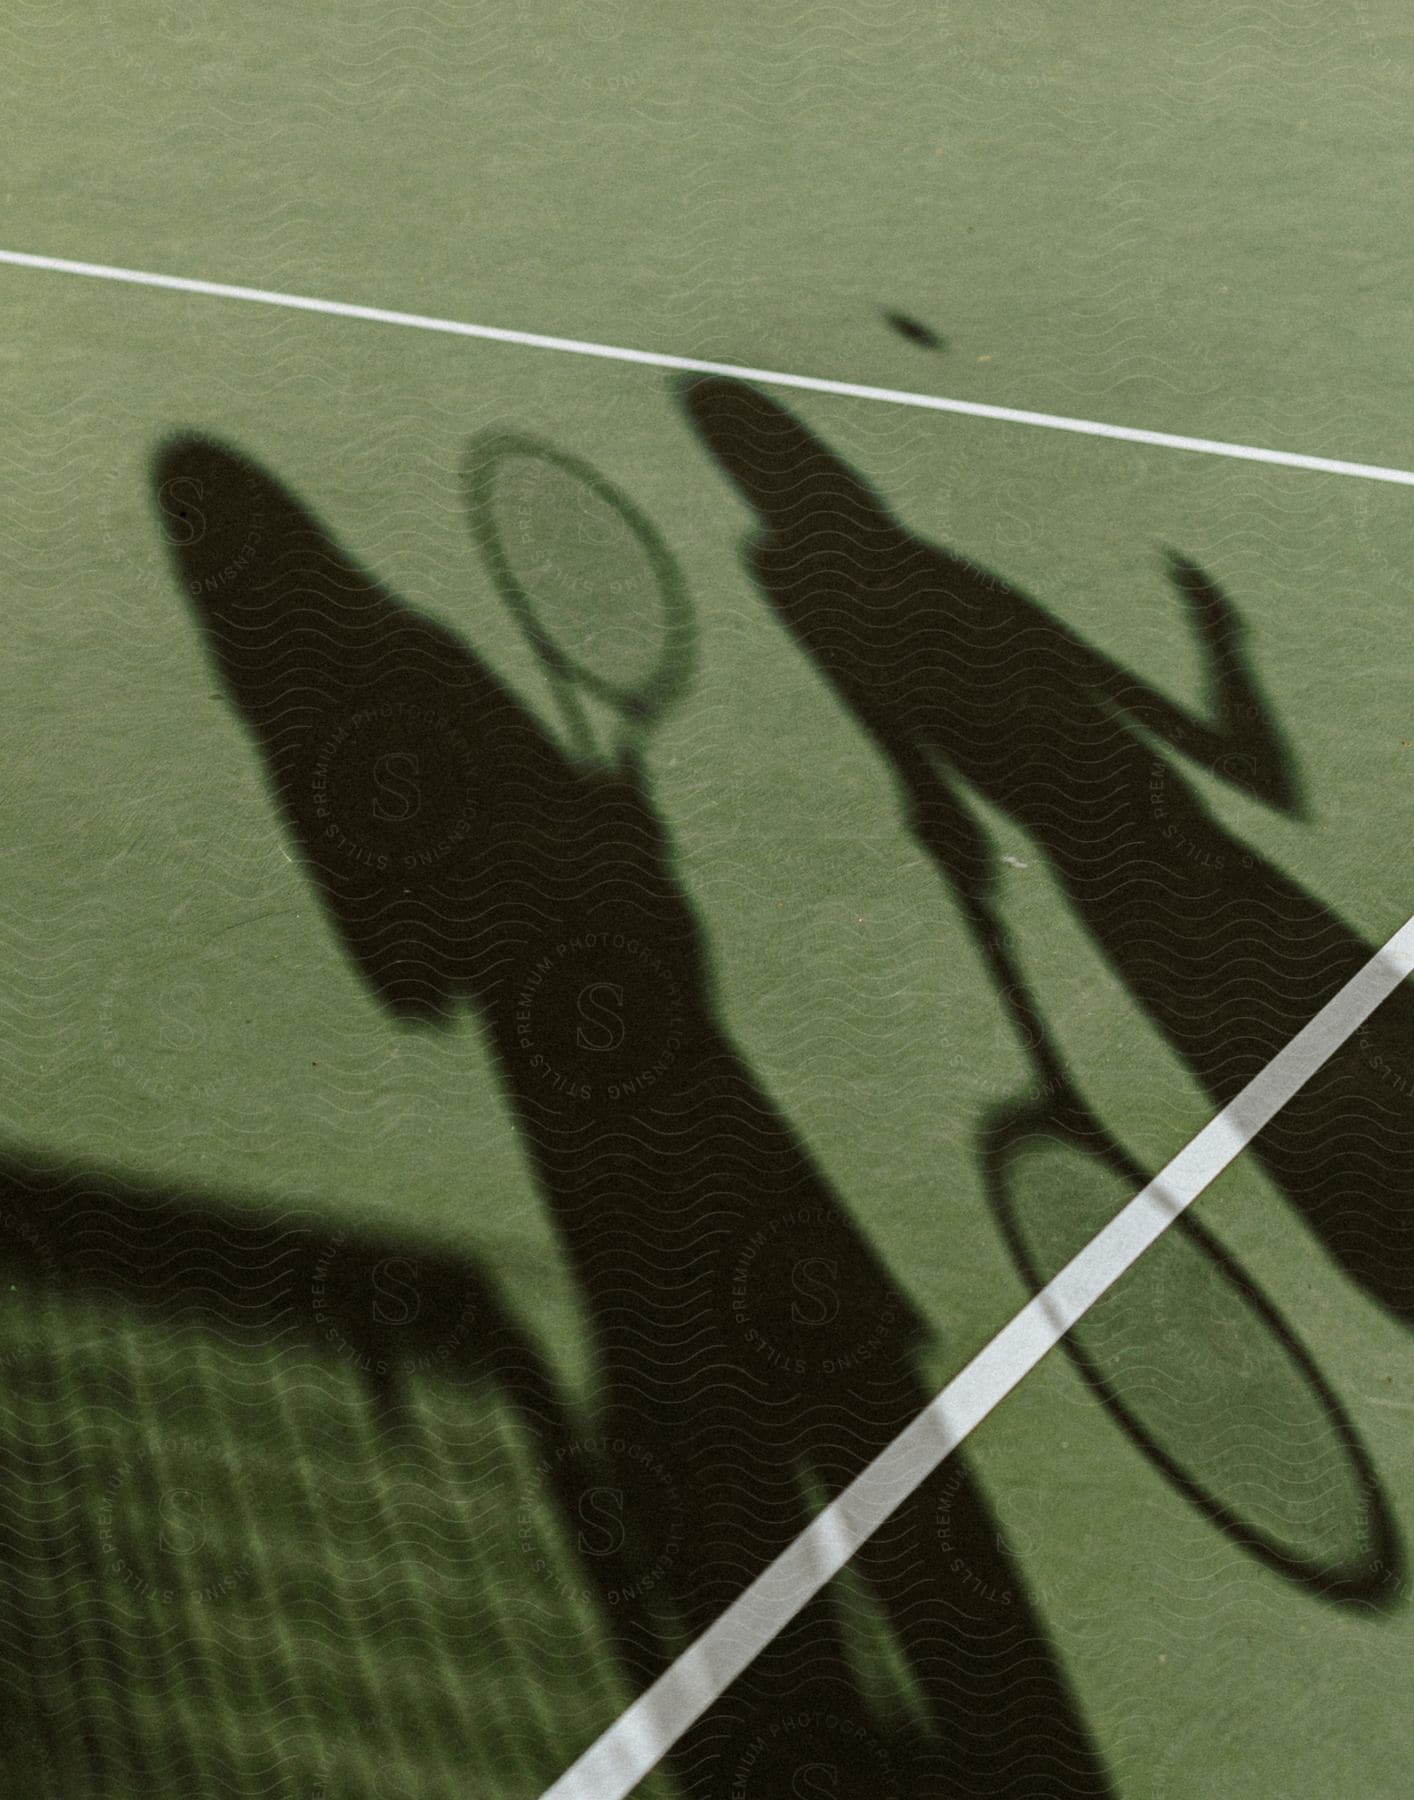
[3,5,1413,1796]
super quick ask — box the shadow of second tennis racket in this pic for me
[983,1094,1401,1610]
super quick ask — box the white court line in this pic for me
[541,914,1414,1800]
[3,247,1413,487]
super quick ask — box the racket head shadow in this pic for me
[461,432,696,750]
[979,1093,1402,1609]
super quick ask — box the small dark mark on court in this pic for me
[883,309,947,350]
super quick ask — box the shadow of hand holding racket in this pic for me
[680,374,1405,1613]
[156,428,1117,1796]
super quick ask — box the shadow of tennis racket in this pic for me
[981,1090,1401,1608]
[462,431,696,766]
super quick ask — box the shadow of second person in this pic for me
[678,375,1414,1340]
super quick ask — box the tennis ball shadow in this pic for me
[883,308,947,350]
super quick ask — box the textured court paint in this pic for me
[2,4,1413,1797]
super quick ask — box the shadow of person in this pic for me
[679,374,1406,1611]
[679,374,1414,1325]
[152,431,1118,1796]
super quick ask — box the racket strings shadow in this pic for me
[462,430,698,762]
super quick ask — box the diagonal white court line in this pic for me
[2,247,1414,487]
[541,914,1414,1800]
